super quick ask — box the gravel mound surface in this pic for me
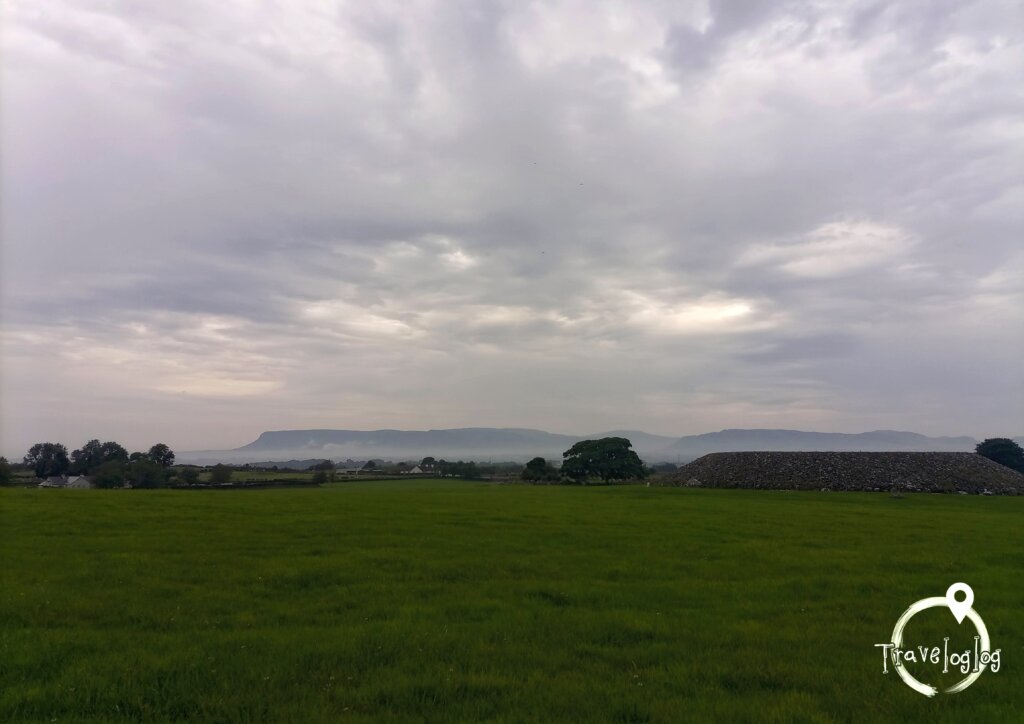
[670,452,1024,495]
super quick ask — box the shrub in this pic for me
[210,464,233,485]
[176,468,200,485]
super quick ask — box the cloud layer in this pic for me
[3,0,1022,455]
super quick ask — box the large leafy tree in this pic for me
[0,457,11,486]
[561,437,647,484]
[147,443,176,468]
[24,442,71,479]
[70,439,129,474]
[976,438,1024,474]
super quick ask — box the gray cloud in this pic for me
[2,0,1022,456]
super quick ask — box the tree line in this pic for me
[17,440,177,488]
[5,436,1016,489]
[0,436,651,487]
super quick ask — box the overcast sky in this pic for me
[2,0,1022,457]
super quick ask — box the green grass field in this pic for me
[189,469,415,485]
[2,482,1021,722]
[195,469,319,484]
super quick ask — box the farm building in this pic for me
[38,475,94,489]
[671,452,1024,495]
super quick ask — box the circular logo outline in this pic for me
[890,596,991,697]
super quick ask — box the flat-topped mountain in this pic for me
[177,427,982,465]
[239,427,584,455]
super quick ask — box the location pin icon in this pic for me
[946,582,974,624]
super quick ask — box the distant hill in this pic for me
[587,429,679,451]
[236,428,582,459]
[668,429,977,458]
[177,427,983,465]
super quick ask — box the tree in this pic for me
[70,439,129,474]
[210,464,233,485]
[148,443,175,468]
[522,456,558,483]
[70,440,101,474]
[976,438,1024,474]
[560,437,647,484]
[310,459,336,478]
[129,451,146,462]
[92,461,127,489]
[0,457,10,486]
[361,460,378,471]
[24,443,70,479]
[310,459,336,482]
[128,459,166,488]
[421,456,436,469]
[176,468,200,485]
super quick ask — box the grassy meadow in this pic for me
[1,481,1022,722]
[195,469,320,484]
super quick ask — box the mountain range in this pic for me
[178,427,990,465]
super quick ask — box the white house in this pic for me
[38,475,94,488]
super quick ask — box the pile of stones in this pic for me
[669,451,1024,495]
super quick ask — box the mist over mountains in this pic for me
[178,428,983,465]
